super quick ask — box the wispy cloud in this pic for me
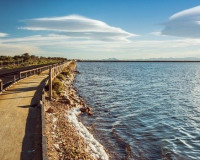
[0,41,41,56]
[162,5,200,38]
[149,31,167,37]
[0,32,8,37]
[1,14,200,59]
[2,33,200,58]
[19,15,138,41]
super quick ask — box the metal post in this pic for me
[49,67,52,100]
[0,79,3,92]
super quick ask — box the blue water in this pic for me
[74,62,200,160]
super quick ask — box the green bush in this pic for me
[57,74,65,81]
[52,78,63,93]
[62,69,71,77]
[52,90,59,99]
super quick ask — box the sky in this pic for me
[0,0,200,60]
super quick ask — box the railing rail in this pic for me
[49,61,71,100]
[0,79,3,92]
[0,61,69,93]
[40,79,49,160]
[19,65,51,79]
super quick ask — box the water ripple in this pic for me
[75,62,200,160]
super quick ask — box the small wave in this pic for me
[66,107,109,160]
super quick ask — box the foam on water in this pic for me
[66,107,109,160]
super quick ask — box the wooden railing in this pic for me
[19,65,51,79]
[0,65,52,93]
[49,61,71,100]
[0,61,71,97]
[40,79,49,160]
[39,61,71,159]
[0,79,3,93]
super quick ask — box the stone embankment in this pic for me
[44,62,99,160]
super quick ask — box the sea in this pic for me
[74,62,200,160]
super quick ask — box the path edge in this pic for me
[40,79,49,160]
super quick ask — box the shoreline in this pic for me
[44,62,109,159]
[78,60,200,62]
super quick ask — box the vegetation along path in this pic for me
[0,71,48,160]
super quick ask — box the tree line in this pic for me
[0,53,67,69]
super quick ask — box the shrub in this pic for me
[57,74,65,81]
[52,78,63,93]
[52,90,59,99]
[62,70,71,77]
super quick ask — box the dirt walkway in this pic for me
[0,72,48,160]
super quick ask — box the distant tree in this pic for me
[6,56,14,62]
[1,53,68,69]
[31,55,38,60]
[14,55,22,60]
[22,53,31,61]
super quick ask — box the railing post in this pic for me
[19,72,22,79]
[13,75,16,83]
[49,66,53,100]
[0,79,3,92]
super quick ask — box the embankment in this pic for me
[44,62,109,160]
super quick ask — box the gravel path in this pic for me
[0,72,48,160]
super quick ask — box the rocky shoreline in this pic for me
[44,62,109,160]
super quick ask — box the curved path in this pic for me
[0,72,48,160]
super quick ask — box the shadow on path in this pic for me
[20,78,47,160]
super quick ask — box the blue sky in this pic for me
[0,0,200,59]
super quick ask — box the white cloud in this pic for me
[1,34,200,58]
[149,31,162,36]
[19,15,138,41]
[0,32,8,37]
[0,42,41,56]
[1,13,200,58]
[162,5,200,38]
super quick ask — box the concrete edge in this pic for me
[40,79,49,160]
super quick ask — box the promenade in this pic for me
[0,72,48,160]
